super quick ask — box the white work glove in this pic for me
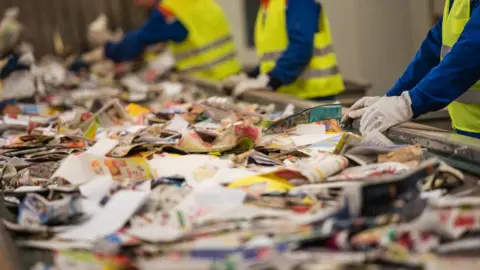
[221,73,248,89]
[359,91,414,135]
[341,96,382,123]
[233,74,270,97]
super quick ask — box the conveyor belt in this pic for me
[179,76,480,174]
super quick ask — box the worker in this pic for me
[71,0,241,81]
[345,0,480,139]
[0,7,26,79]
[0,8,36,113]
[229,0,345,101]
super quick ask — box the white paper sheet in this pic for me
[158,81,182,96]
[85,138,119,156]
[128,226,184,243]
[164,114,189,133]
[126,125,147,133]
[148,154,232,188]
[79,175,114,203]
[51,155,92,185]
[17,240,93,250]
[58,190,149,242]
[169,186,246,229]
[291,133,341,147]
[14,186,44,192]
[294,123,326,135]
[121,74,149,93]
[51,154,109,185]
[129,186,246,242]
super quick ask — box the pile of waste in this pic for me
[0,9,479,270]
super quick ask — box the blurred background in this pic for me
[0,0,445,97]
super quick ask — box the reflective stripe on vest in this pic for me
[300,66,340,80]
[179,52,237,73]
[174,35,234,61]
[162,0,241,81]
[260,44,335,62]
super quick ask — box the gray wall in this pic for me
[0,0,145,56]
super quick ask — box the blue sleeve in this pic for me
[0,54,29,79]
[409,6,480,117]
[386,19,443,97]
[104,10,188,63]
[267,0,318,89]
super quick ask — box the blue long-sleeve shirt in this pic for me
[104,8,188,63]
[250,0,320,89]
[387,0,480,122]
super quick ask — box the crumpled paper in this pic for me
[1,70,36,100]
[18,193,83,226]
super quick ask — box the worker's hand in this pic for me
[222,73,248,89]
[233,74,270,98]
[359,91,413,135]
[341,96,382,123]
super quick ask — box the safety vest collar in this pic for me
[260,44,335,62]
[173,35,234,61]
[179,52,237,73]
[260,0,288,9]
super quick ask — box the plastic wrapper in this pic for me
[18,193,83,226]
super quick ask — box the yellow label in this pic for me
[228,172,293,193]
[126,103,151,117]
[104,157,154,182]
[84,121,99,140]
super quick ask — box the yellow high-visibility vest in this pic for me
[161,0,241,81]
[442,0,480,133]
[254,0,344,99]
